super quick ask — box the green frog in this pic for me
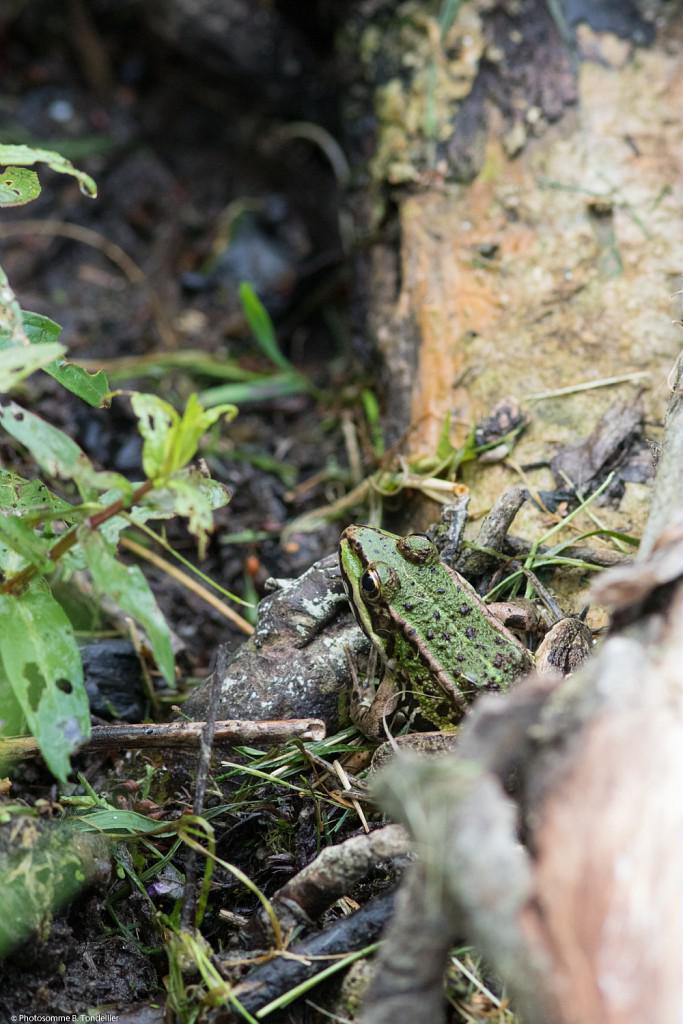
[338,524,534,737]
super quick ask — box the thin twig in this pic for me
[0,718,327,758]
[121,536,254,635]
[0,219,176,347]
[0,478,153,596]
[181,647,225,930]
[525,370,650,402]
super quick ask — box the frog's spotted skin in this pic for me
[338,525,533,731]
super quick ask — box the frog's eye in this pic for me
[360,561,399,603]
[398,533,439,565]
[360,569,381,601]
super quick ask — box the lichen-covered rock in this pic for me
[184,554,368,730]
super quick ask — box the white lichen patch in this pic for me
[362,1,486,184]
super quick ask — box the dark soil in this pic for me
[0,2,357,661]
[0,3,368,1017]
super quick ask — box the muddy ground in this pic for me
[0,2,678,1022]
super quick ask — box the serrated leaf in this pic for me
[22,311,110,407]
[0,166,41,206]
[0,399,130,497]
[129,392,178,479]
[0,583,90,781]
[81,529,174,684]
[0,144,97,198]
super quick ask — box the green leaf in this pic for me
[22,311,110,407]
[0,665,26,741]
[18,310,61,347]
[0,268,58,391]
[0,399,84,476]
[159,471,230,559]
[0,399,129,497]
[0,267,28,347]
[72,808,176,835]
[0,166,41,206]
[361,388,385,456]
[0,583,90,782]
[239,282,292,372]
[199,373,308,406]
[0,517,54,573]
[172,393,237,470]
[98,500,174,549]
[0,470,74,520]
[0,343,66,391]
[81,529,174,684]
[435,413,455,461]
[130,392,178,478]
[45,359,110,408]
[0,144,97,198]
[130,392,236,479]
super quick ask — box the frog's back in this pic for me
[399,559,530,695]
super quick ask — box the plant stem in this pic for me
[0,478,153,596]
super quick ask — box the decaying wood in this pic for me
[213,893,397,1022]
[549,394,645,493]
[456,484,528,578]
[345,0,681,553]
[360,353,683,1024]
[254,823,411,936]
[0,824,111,958]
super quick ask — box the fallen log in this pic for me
[360,353,683,1023]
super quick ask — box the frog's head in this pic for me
[338,525,400,647]
[338,525,439,651]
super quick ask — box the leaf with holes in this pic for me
[0,399,131,499]
[157,470,231,559]
[129,392,178,479]
[0,144,97,198]
[0,166,41,207]
[0,343,66,392]
[0,517,55,573]
[21,311,110,408]
[0,583,89,782]
[130,392,236,479]
[0,470,74,520]
[81,529,174,684]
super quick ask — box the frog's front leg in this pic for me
[349,651,401,740]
